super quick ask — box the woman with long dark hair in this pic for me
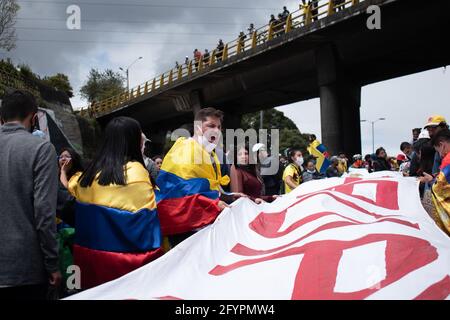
[59,147,84,188]
[230,143,276,203]
[57,147,84,226]
[68,117,162,289]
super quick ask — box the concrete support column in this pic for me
[190,90,204,116]
[222,111,242,155]
[319,82,361,156]
[316,45,362,157]
[146,130,168,157]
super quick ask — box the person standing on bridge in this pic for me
[281,6,290,20]
[238,31,247,52]
[216,40,225,62]
[156,108,244,248]
[247,23,255,35]
[203,49,210,66]
[193,49,202,71]
[335,0,345,12]
[302,0,319,21]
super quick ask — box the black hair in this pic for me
[0,90,38,122]
[418,142,435,175]
[79,117,144,187]
[412,128,421,134]
[287,148,301,164]
[375,147,386,157]
[400,142,411,152]
[413,138,431,153]
[152,155,163,162]
[305,159,315,168]
[59,147,84,180]
[431,129,450,146]
[364,154,372,161]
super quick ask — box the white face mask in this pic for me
[196,126,218,153]
[295,156,304,167]
[307,169,315,174]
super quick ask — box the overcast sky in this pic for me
[4,0,449,157]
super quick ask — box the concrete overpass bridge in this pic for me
[79,0,450,155]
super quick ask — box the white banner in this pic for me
[67,172,450,300]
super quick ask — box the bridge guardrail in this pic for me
[79,0,362,118]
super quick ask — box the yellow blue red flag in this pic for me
[307,139,331,174]
[68,162,162,289]
[156,137,230,235]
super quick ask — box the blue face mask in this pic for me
[32,129,46,139]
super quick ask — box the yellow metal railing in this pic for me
[79,0,364,118]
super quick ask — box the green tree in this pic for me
[43,73,74,97]
[80,68,125,103]
[0,0,20,51]
[241,108,311,154]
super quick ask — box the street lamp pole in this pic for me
[361,118,386,154]
[120,56,143,92]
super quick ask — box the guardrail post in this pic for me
[285,13,293,33]
[222,44,229,61]
[199,58,204,71]
[303,4,312,25]
[137,85,141,96]
[237,39,242,53]
[152,78,156,91]
[188,61,193,76]
[328,0,335,15]
[168,70,173,84]
[160,74,165,87]
[352,0,359,5]
[251,31,257,48]
[144,82,148,94]
[268,22,274,40]
[210,50,216,65]
[178,66,183,80]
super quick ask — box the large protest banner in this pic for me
[68,172,450,300]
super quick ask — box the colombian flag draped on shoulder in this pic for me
[156,137,230,235]
[308,139,331,174]
[431,153,450,235]
[68,162,162,289]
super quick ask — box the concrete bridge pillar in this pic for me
[146,130,168,157]
[316,45,362,157]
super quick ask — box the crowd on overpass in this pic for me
[1,89,449,299]
[176,1,351,73]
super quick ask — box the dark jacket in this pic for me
[326,166,340,178]
[0,123,59,286]
[372,157,391,172]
